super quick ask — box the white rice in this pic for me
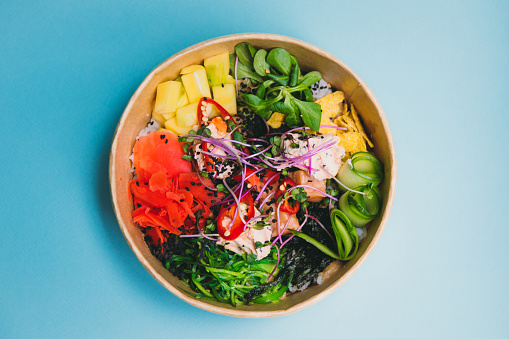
[310,79,332,101]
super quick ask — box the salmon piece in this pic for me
[287,170,326,202]
[211,117,227,135]
[270,211,300,237]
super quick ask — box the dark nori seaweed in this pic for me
[284,204,336,289]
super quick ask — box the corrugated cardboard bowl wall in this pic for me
[110,33,396,317]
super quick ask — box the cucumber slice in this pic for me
[330,209,359,260]
[338,184,382,227]
[337,152,383,191]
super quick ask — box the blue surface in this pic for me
[1,0,508,338]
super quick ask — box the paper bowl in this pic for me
[110,33,396,317]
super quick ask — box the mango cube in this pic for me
[212,83,237,115]
[180,65,205,75]
[151,111,166,125]
[204,52,230,87]
[164,117,194,136]
[176,102,199,127]
[181,68,211,103]
[225,75,236,85]
[154,81,182,114]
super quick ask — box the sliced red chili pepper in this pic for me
[197,97,234,124]
[276,178,300,214]
[276,178,297,198]
[202,141,215,172]
[217,193,254,240]
[280,197,300,214]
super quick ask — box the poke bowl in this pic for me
[109,33,396,317]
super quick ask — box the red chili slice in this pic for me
[217,193,255,241]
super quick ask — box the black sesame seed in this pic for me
[136,182,139,186]
[211,200,215,204]
[179,199,184,202]
[160,135,166,139]
[207,193,213,196]
[197,183,202,186]
[144,182,148,185]
[137,203,142,208]
[185,187,190,191]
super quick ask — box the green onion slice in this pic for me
[330,209,359,260]
[337,152,384,191]
[338,184,382,227]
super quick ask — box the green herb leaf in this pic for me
[292,98,322,132]
[303,88,313,102]
[235,42,257,68]
[266,48,292,75]
[289,62,300,87]
[266,73,289,86]
[230,54,263,83]
[232,131,244,142]
[298,71,322,88]
[253,49,270,77]
[255,80,274,99]
[267,101,294,115]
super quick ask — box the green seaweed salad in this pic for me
[139,42,384,306]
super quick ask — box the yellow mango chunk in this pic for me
[162,111,176,120]
[225,75,236,84]
[154,81,182,115]
[151,111,166,125]
[175,81,189,109]
[181,68,211,103]
[176,102,199,127]
[212,83,237,115]
[204,51,230,87]
[164,117,194,136]
[180,65,205,75]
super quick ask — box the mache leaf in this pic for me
[266,48,292,75]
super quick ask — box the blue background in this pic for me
[1,0,508,338]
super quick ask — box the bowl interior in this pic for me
[110,33,396,318]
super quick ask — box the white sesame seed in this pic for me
[224,230,230,236]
